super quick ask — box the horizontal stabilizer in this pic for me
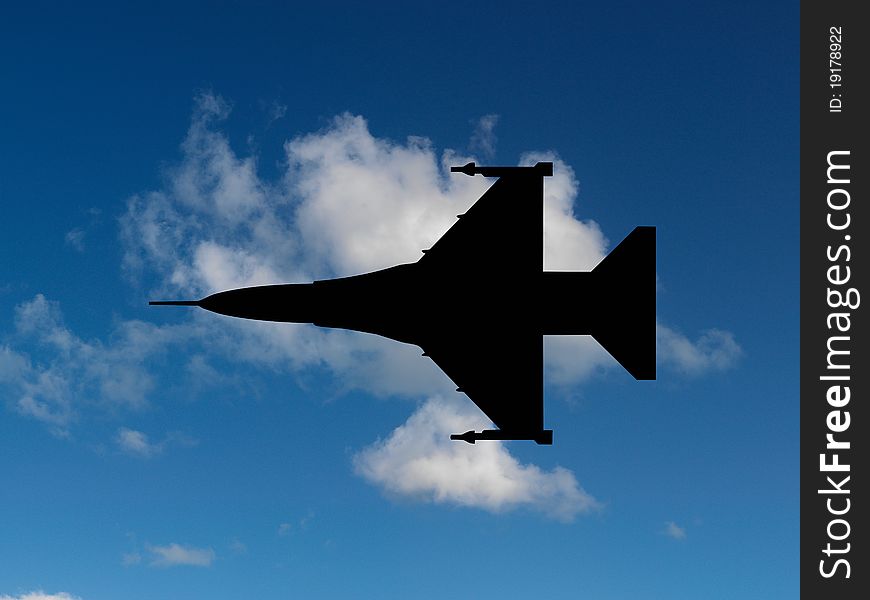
[590,226,656,380]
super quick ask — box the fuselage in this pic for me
[197,260,607,349]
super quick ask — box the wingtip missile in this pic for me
[450,430,477,444]
[450,162,477,176]
[449,162,554,178]
[449,429,554,445]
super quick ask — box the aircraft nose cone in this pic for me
[196,283,318,323]
[198,289,249,316]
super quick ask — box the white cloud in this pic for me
[64,228,86,252]
[545,321,744,386]
[544,336,615,385]
[265,100,287,126]
[656,322,742,375]
[116,428,156,457]
[115,97,742,518]
[119,98,611,400]
[0,95,743,520]
[0,295,200,433]
[0,346,31,380]
[531,151,607,271]
[0,593,81,600]
[2,98,740,422]
[286,114,493,276]
[354,397,600,521]
[146,543,215,567]
[469,114,499,158]
[278,510,314,536]
[664,520,686,540]
[114,428,196,458]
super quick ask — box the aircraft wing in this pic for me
[420,330,544,437]
[419,175,542,275]
[415,168,550,442]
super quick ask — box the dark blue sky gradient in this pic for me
[1,2,798,598]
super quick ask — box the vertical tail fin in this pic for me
[591,227,656,380]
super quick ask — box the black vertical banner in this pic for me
[801,0,868,597]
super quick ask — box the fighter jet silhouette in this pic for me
[152,162,655,444]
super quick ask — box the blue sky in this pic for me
[1,2,797,599]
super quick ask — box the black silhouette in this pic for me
[152,162,655,444]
